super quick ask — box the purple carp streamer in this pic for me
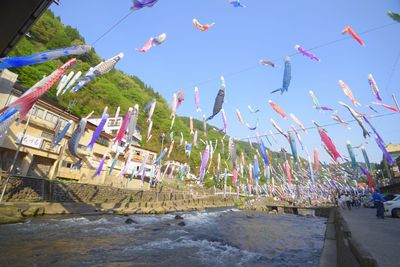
[87,107,108,150]
[199,145,210,183]
[95,155,106,177]
[294,45,320,61]
[131,0,160,11]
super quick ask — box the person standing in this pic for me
[345,193,352,210]
[373,189,385,219]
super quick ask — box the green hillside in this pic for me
[9,10,286,187]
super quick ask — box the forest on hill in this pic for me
[10,10,288,187]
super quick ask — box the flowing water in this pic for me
[0,208,326,267]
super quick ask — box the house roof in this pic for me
[386,143,400,153]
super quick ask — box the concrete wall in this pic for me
[334,210,378,267]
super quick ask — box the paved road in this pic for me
[340,207,400,267]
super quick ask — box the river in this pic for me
[0,208,326,267]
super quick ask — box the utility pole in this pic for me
[0,111,33,202]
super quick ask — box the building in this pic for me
[382,143,400,185]
[0,69,157,190]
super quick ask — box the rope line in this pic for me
[240,112,399,141]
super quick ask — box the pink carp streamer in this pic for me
[0,58,76,121]
[371,102,399,112]
[268,100,287,119]
[114,107,133,144]
[177,89,184,108]
[194,87,201,112]
[236,109,245,125]
[314,147,319,172]
[338,80,361,107]
[332,114,351,130]
[317,127,341,161]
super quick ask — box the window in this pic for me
[96,136,109,146]
[111,129,118,135]
[35,108,45,119]
[41,131,53,140]
[107,118,121,127]
[45,112,59,125]
[62,161,73,168]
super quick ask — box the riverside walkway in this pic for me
[340,207,400,267]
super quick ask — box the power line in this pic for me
[240,112,399,141]
[191,22,397,88]
[90,9,135,46]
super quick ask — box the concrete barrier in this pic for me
[334,209,378,267]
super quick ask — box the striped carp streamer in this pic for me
[338,80,361,107]
[342,26,365,46]
[137,33,166,53]
[147,120,153,142]
[71,53,124,92]
[269,100,287,119]
[0,45,90,70]
[193,18,215,31]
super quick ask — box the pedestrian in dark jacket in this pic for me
[373,189,385,219]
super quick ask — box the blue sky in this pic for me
[51,0,400,164]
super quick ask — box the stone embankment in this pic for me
[0,176,238,224]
